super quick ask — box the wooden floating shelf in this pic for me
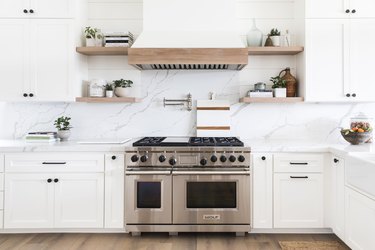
[248,46,304,55]
[240,97,304,103]
[76,47,128,56]
[75,97,141,103]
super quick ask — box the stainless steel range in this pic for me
[125,137,251,236]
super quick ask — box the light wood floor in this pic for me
[0,233,350,250]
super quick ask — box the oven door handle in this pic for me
[172,171,250,175]
[126,171,171,175]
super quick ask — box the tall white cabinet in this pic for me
[0,0,87,102]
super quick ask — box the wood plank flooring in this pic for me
[0,233,350,250]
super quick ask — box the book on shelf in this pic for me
[248,91,273,98]
[25,132,58,142]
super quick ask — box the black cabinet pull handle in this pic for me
[345,9,350,13]
[23,93,28,97]
[23,9,28,13]
[54,178,59,183]
[290,162,308,165]
[42,162,66,165]
[352,93,356,98]
[29,93,34,97]
[334,158,339,163]
[261,156,266,161]
[290,176,309,179]
[47,178,52,183]
[112,155,117,160]
[352,9,356,14]
[29,9,34,14]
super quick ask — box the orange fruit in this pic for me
[358,128,365,133]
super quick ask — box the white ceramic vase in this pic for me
[86,38,95,47]
[270,36,281,47]
[246,19,263,47]
[274,88,287,98]
[57,130,71,141]
[106,90,114,98]
[115,87,130,97]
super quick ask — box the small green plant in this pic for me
[269,28,281,36]
[54,116,72,131]
[270,76,286,89]
[84,26,102,39]
[104,83,114,91]
[113,79,133,88]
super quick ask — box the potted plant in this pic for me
[269,28,281,47]
[104,83,114,98]
[113,79,133,97]
[54,116,72,141]
[84,26,103,47]
[270,76,287,98]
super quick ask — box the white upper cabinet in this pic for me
[0,0,74,18]
[350,0,375,18]
[305,0,349,18]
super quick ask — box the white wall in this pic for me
[0,0,374,143]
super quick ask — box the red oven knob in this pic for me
[229,155,236,163]
[169,157,177,166]
[131,155,139,162]
[238,155,246,163]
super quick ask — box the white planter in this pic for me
[115,87,130,97]
[106,90,114,98]
[270,36,281,47]
[86,38,95,47]
[274,88,287,98]
[57,130,71,141]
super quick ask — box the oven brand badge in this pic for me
[203,215,221,221]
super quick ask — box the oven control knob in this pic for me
[159,155,166,163]
[229,155,236,163]
[169,157,177,166]
[220,155,227,163]
[131,155,139,162]
[140,155,148,163]
[210,155,218,163]
[238,155,246,163]
[200,158,208,166]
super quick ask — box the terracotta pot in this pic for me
[279,68,297,97]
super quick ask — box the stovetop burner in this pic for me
[133,137,244,147]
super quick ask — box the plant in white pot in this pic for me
[114,79,133,97]
[54,116,72,141]
[269,28,281,47]
[84,26,103,47]
[104,83,114,98]
[271,76,287,98]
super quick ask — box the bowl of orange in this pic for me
[341,126,373,145]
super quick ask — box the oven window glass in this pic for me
[186,182,236,208]
[137,182,161,208]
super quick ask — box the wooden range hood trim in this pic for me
[128,48,249,65]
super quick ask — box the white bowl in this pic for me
[115,87,131,97]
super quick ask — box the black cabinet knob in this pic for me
[261,156,266,161]
[111,155,116,160]
[169,157,177,166]
[210,155,218,163]
[220,155,227,163]
[238,155,245,163]
[346,93,351,97]
[200,158,208,166]
[29,93,34,97]
[54,178,59,183]
[23,9,28,13]
[47,179,52,183]
[29,9,34,13]
[159,155,166,163]
[352,93,357,97]
[346,9,350,13]
[229,155,236,163]
[352,9,356,13]
[131,155,139,162]
[23,93,28,97]
[334,158,339,163]
[140,155,148,163]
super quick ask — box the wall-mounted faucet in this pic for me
[163,93,193,111]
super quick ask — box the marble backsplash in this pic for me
[1,70,374,144]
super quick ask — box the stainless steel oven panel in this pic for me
[173,173,250,225]
[125,174,172,224]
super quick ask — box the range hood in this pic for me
[128,0,248,70]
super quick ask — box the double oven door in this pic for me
[173,171,250,225]
[125,171,172,224]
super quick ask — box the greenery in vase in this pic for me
[113,79,133,88]
[84,26,102,39]
[54,116,72,131]
[270,76,286,89]
[269,28,281,36]
[104,83,114,91]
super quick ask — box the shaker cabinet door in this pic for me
[350,0,375,18]
[0,0,30,18]
[29,0,74,18]
[331,156,346,241]
[305,0,349,18]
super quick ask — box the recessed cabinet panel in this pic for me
[0,0,30,18]
[305,0,349,18]
[351,0,375,18]
[30,0,74,18]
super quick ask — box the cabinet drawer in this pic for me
[5,153,104,173]
[0,192,3,210]
[274,154,324,173]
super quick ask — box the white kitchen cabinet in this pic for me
[345,187,375,250]
[304,0,375,18]
[252,153,273,229]
[4,173,54,229]
[331,156,345,241]
[54,173,104,228]
[104,154,124,229]
[0,0,74,19]
[0,19,75,102]
[274,173,324,228]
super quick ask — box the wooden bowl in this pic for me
[341,131,372,145]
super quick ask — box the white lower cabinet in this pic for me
[252,153,273,229]
[345,187,375,250]
[331,156,345,241]
[274,173,323,228]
